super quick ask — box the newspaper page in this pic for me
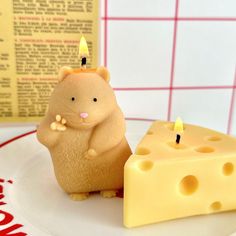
[0,0,99,123]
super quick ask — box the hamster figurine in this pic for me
[37,66,132,200]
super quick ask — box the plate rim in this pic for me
[1,120,236,236]
[0,130,36,149]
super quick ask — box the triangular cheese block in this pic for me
[124,121,236,228]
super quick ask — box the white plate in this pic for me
[0,120,236,236]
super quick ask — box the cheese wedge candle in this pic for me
[124,121,236,228]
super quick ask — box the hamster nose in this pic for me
[80,112,88,119]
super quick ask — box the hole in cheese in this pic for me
[135,147,150,155]
[138,160,154,171]
[223,162,234,176]
[210,201,222,211]
[179,175,198,195]
[195,146,215,153]
[147,130,154,135]
[206,136,222,141]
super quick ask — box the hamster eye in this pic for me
[93,98,97,102]
[71,97,75,101]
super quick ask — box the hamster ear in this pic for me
[96,66,110,83]
[58,66,73,82]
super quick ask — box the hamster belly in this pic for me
[49,128,93,193]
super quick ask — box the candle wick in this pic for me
[176,134,181,144]
[81,57,87,68]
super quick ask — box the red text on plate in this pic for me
[0,179,27,236]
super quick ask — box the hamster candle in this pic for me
[37,37,132,200]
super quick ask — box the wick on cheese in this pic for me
[174,117,184,144]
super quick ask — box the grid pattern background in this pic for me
[99,0,236,136]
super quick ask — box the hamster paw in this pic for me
[69,193,89,201]
[100,190,117,198]
[84,149,97,159]
[50,115,67,131]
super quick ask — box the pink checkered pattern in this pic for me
[100,0,236,135]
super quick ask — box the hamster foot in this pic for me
[100,190,117,198]
[69,192,89,201]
